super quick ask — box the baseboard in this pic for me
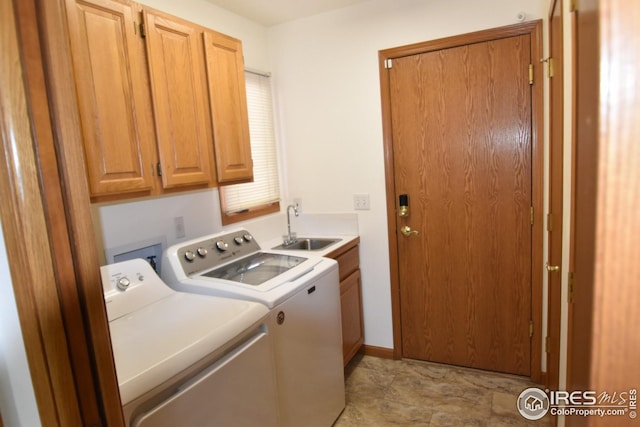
[362,345,394,359]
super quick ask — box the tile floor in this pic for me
[334,354,553,427]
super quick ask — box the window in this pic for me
[220,71,280,224]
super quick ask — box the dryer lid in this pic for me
[109,291,268,405]
[101,259,269,405]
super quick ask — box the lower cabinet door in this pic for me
[131,331,277,427]
[341,269,364,365]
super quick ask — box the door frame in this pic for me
[378,21,544,382]
[546,0,564,393]
[1,0,125,425]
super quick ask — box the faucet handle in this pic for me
[287,204,299,216]
[282,233,297,245]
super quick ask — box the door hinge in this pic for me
[547,213,553,231]
[529,320,534,338]
[528,63,534,85]
[541,57,554,78]
[530,207,534,225]
[568,271,575,303]
[156,162,162,176]
[384,58,393,69]
[139,22,146,38]
[545,336,551,353]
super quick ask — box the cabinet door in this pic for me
[143,10,214,188]
[65,0,156,197]
[203,31,253,184]
[340,269,364,365]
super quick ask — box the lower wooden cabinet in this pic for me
[329,241,364,366]
[340,269,363,365]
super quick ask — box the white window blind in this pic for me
[221,71,280,213]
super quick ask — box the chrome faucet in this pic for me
[284,204,299,245]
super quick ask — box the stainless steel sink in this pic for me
[272,238,340,251]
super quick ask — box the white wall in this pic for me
[268,0,546,348]
[0,221,42,427]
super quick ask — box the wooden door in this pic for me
[389,34,533,376]
[203,30,253,184]
[143,9,215,188]
[546,0,563,394]
[65,0,156,197]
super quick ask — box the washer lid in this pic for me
[108,291,268,405]
[202,252,306,285]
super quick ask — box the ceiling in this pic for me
[203,0,372,26]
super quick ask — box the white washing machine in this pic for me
[162,229,346,427]
[101,258,278,427]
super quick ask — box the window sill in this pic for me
[220,201,280,225]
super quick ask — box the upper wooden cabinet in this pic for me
[143,10,215,188]
[204,30,253,184]
[64,0,253,200]
[65,0,157,196]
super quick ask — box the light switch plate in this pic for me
[353,194,370,210]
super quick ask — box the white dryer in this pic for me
[162,229,346,427]
[101,258,278,427]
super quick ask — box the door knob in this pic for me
[400,225,419,237]
[546,263,560,272]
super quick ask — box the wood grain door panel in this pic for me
[340,269,364,366]
[204,30,253,184]
[65,0,156,196]
[391,35,532,376]
[144,11,214,188]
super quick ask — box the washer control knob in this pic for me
[216,240,229,251]
[243,234,253,242]
[197,247,208,257]
[117,277,130,291]
[184,250,196,262]
[234,236,244,245]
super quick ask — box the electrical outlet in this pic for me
[293,197,302,213]
[353,194,370,210]
[174,216,186,239]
